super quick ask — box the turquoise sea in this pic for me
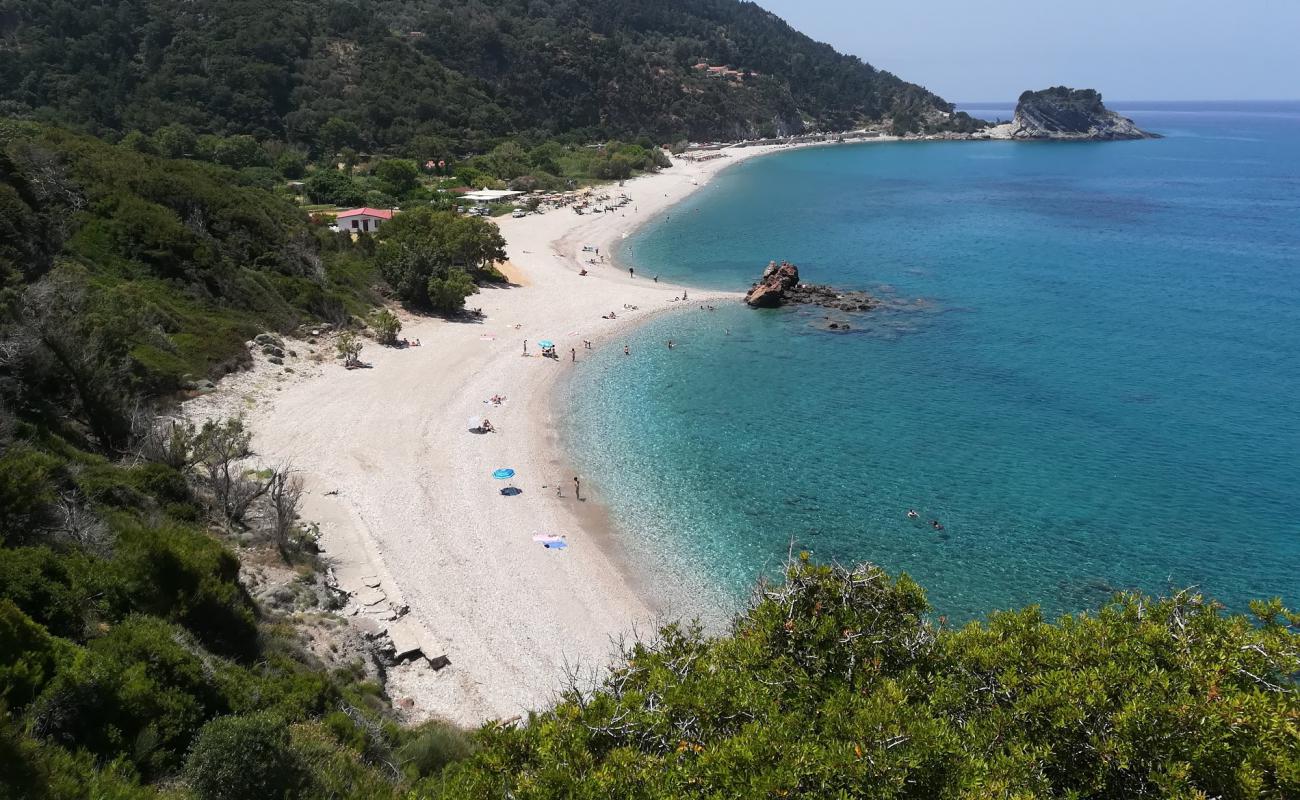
[566,102,1300,621]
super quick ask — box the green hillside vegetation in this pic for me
[0,122,471,799]
[0,0,980,161]
[436,559,1300,797]
[0,121,378,411]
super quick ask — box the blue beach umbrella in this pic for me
[492,467,520,495]
[537,340,555,349]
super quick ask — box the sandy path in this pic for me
[190,146,801,725]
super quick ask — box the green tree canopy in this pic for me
[374,208,504,308]
[306,170,364,207]
[372,159,420,196]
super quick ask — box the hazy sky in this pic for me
[754,0,1300,102]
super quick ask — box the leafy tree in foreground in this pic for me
[435,558,1300,799]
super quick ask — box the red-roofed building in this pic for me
[335,207,394,233]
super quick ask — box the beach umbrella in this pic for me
[493,467,519,495]
[537,339,555,349]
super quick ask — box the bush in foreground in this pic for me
[434,558,1300,799]
[185,713,305,800]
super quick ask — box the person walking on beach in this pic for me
[654,275,659,283]
[682,289,688,301]
[629,267,634,278]
[523,339,528,355]
[574,476,581,500]
[571,348,576,363]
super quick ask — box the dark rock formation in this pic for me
[1011,87,1156,140]
[744,260,801,307]
[745,261,878,312]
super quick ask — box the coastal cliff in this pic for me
[1007,87,1156,140]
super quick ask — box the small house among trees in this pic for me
[335,207,394,233]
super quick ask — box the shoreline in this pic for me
[185,137,885,726]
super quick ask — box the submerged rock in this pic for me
[1010,87,1156,140]
[745,261,878,312]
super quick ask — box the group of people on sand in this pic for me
[400,337,421,347]
[906,509,944,530]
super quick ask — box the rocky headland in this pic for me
[744,261,878,312]
[1005,86,1156,140]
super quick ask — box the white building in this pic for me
[335,207,393,233]
[461,189,523,205]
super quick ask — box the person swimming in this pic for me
[931,520,944,531]
[906,509,919,520]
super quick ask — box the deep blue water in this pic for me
[566,102,1300,621]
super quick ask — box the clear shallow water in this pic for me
[566,102,1300,621]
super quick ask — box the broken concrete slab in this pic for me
[387,619,425,663]
[351,617,384,639]
[357,588,387,606]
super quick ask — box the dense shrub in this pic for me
[369,309,402,345]
[30,617,229,777]
[185,713,305,800]
[0,446,59,544]
[435,559,1300,799]
[0,600,72,708]
[107,520,257,659]
[399,719,475,779]
[0,548,91,640]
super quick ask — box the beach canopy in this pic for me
[537,340,555,349]
[467,416,481,430]
[492,468,516,480]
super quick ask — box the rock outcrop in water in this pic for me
[1009,87,1156,140]
[745,261,878,312]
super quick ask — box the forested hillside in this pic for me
[0,0,970,152]
[0,123,466,799]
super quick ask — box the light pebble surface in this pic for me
[187,140,879,725]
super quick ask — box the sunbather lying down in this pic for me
[480,419,495,433]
